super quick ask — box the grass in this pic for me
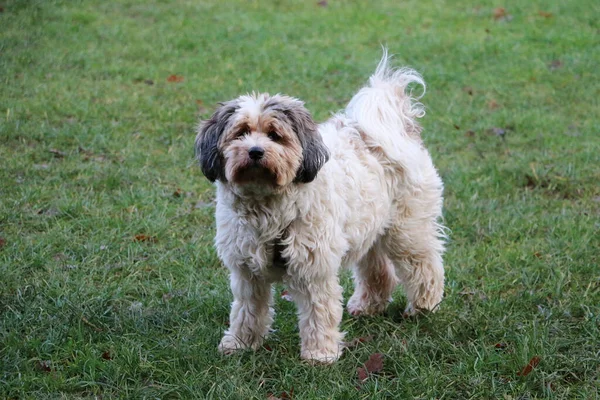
[1,0,599,398]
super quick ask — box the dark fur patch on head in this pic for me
[266,98,330,183]
[195,101,238,182]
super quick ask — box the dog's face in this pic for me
[196,94,329,190]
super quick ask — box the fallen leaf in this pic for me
[134,234,157,243]
[453,124,460,130]
[548,60,563,70]
[517,356,541,376]
[357,367,369,382]
[49,149,66,158]
[0,237,6,249]
[493,7,513,21]
[101,351,112,360]
[364,353,384,374]
[173,188,183,198]
[281,290,293,301]
[262,344,272,351]
[357,353,386,384]
[36,360,52,372]
[538,11,553,18]
[167,74,184,83]
[487,99,500,110]
[534,251,542,259]
[493,7,506,19]
[495,342,508,349]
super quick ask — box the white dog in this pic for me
[195,50,445,364]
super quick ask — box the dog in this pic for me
[195,50,445,364]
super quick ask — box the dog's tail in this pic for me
[345,48,427,183]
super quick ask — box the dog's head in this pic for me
[195,93,329,190]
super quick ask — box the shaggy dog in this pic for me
[195,50,445,363]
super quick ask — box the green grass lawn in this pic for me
[1,0,599,398]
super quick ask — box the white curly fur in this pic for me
[201,51,445,364]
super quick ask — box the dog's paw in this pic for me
[300,347,343,364]
[347,293,389,316]
[218,335,248,355]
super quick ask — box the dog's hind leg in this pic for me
[347,241,398,316]
[382,222,445,316]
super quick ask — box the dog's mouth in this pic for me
[231,162,278,185]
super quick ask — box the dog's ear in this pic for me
[283,103,330,183]
[195,101,238,182]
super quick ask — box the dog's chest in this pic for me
[215,196,297,278]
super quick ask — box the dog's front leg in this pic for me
[287,271,344,364]
[218,269,273,354]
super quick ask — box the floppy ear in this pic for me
[283,102,330,183]
[195,101,238,182]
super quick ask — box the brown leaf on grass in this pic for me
[134,234,158,243]
[167,74,184,83]
[281,388,293,399]
[453,124,460,130]
[49,149,66,158]
[281,290,293,301]
[493,7,513,21]
[548,60,563,70]
[495,342,508,349]
[357,367,369,382]
[101,350,112,360]
[493,7,506,19]
[0,237,6,249]
[538,11,553,18]
[517,356,541,376]
[487,99,500,110]
[358,353,384,382]
[36,360,52,372]
[173,188,183,198]
[534,251,542,259]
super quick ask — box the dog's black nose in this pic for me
[248,146,265,160]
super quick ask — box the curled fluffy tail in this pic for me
[344,48,428,183]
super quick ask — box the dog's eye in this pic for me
[267,131,281,141]
[236,130,249,138]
